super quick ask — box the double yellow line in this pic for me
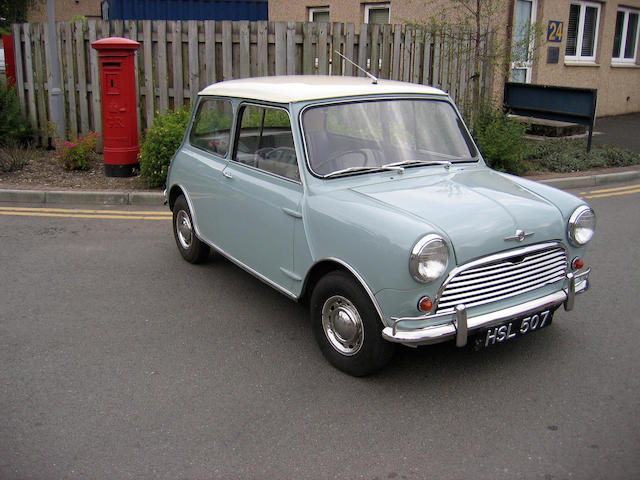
[581,183,640,199]
[0,206,172,221]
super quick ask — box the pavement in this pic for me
[0,112,639,206]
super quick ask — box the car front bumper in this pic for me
[382,269,590,347]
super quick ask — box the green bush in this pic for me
[524,138,640,173]
[54,132,98,171]
[472,105,532,175]
[0,79,32,146]
[139,107,191,188]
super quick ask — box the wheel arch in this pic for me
[300,258,385,327]
[167,184,187,211]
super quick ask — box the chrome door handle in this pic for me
[222,170,233,179]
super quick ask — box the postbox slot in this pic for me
[103,62,121,67]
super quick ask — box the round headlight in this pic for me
[568,206,596,246]
[410,235,449,283]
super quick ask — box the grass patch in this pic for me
[522,138,640,174]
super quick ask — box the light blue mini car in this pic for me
[166,76,595,376]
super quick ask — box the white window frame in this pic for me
[364,3,390,24]
[612,7,640,64]
[565,1,601,64]
[308,6,330,23]
[510,0,538,83]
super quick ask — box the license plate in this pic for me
[474,309,554,350]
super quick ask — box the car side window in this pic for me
[189,98,233,157]
[234,104,300,181]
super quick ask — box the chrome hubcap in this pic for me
[176,210,193,250]
[321,295,364,356]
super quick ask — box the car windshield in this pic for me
[302,98,478,177]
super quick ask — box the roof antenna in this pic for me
[334,50,378,84]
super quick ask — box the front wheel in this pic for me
[310,271,395,376]
[172,195,210,264]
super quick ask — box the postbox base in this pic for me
[105,163,139,177]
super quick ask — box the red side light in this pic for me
[572,257,584,270]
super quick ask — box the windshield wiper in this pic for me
[323,165,404,179]
[383,159,453,170]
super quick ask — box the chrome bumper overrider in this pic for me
[382,269,590,347]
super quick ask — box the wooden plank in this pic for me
[402,25,412,82]
[33,25,48,143]
[257,20,268,77]
[381,24,391,79]
[143,20,154,128]
[412,28,423,84]
[301,22,314,75]
[422,31,432,86]
[188,20,200,103]
[157,21,169,114]
[239,21,250,78]
[55,21,68,138]
[274,22,286,75]
[75,20,89,135]
[23,24,38,133]
[331,22,343,76]
[222,21,232,80]
[43,21,55,129]
[317,22,328,75]
[204,21,217,84]
[12,24,26,110]
[357,23,368,78]
[113,20,123,37]
[88,20,102,139]
[62,22,77,137]
[432,31,441,88]
[370,24,380,76]
[392,25,402,80]
[126,20,142,137]
[172,20,184,107]
[286,21,296,75]
[344,23,355,76]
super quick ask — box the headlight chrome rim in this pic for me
[568,205,596,246]
[410,234,449,283]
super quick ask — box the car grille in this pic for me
[435,244,568,313]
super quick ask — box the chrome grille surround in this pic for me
[434,242,568,314]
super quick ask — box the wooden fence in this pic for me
[11,20,494,145]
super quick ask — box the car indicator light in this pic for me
[572,257,584,270]
[418,296,433,312]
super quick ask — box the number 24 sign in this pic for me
[548,21,563,42]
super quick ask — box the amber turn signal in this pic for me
[418,296,433,312]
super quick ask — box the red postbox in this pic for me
[91,37,141,177]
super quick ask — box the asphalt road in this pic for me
[1,183,639,480]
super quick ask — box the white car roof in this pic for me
[198,75,447,103]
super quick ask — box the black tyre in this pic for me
[310,271,395,376]
[172,195,210,264]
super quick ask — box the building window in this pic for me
[565,1,600,63]
[612,7,639,64]
[309,7,330,23]
[364,3,390,24]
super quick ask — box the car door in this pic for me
[183,97,234,243]
[215,103,303,294]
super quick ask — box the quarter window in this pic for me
[189,98,233,157]
[612,7,639,63]
[565,1,600,63]
[234,105,299,181]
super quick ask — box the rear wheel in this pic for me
[172,195,210,264]
[310,271,395,376]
